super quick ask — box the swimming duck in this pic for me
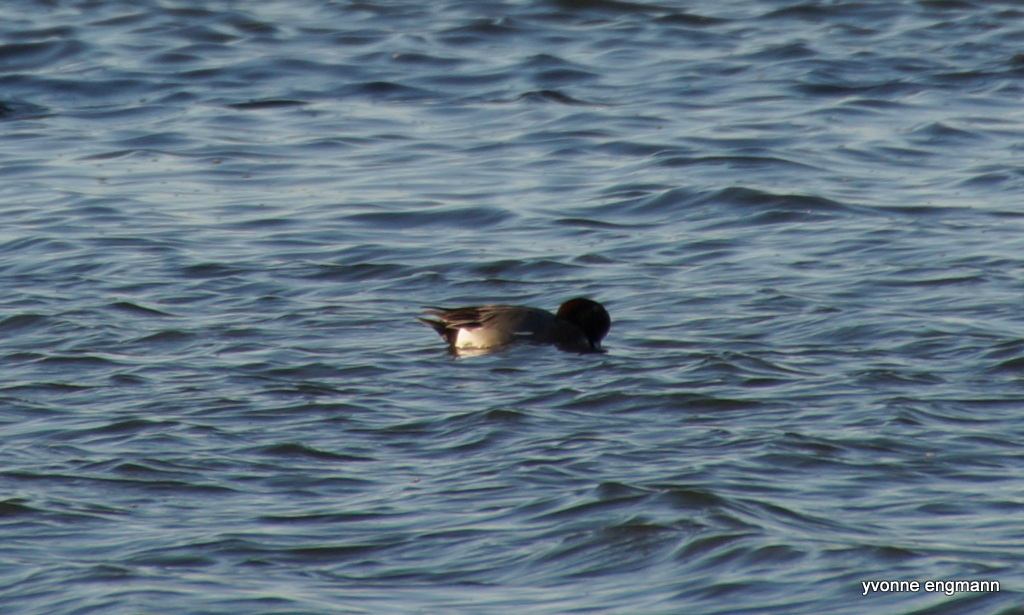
[419,297,610,352]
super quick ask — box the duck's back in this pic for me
[421,304,557,349]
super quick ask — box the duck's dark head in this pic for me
[557,297,611,350]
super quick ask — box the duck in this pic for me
[419,297,610,353]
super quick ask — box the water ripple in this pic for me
[2,0,1024,613]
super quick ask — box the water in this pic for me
[2,0,1024,613]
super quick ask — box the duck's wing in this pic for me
[420,305,519,328]
[419,305,499,345]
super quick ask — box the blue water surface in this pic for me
[2,0,1024,613]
